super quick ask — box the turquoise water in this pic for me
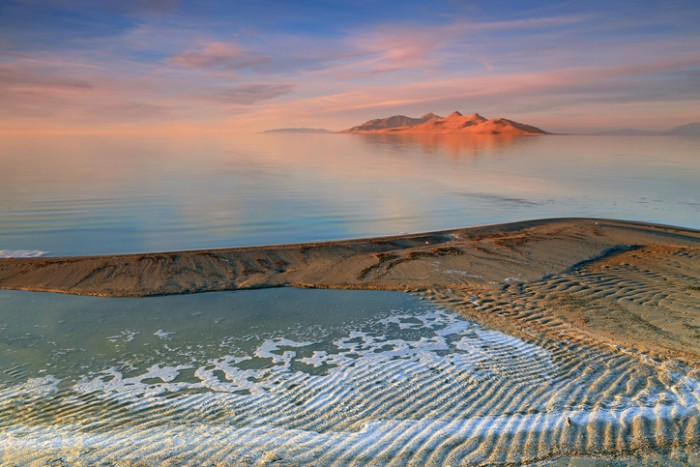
[1,133,698,256]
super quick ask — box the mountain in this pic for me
[601,123,700,136]
[263,128,333,134]
[344,112,440,132]
[342,111,548,135]
[666,123,700,136]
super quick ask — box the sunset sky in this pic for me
[2,0,699,134]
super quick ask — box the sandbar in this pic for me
[1,217,699,362]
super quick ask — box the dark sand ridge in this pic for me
[1,218,699,361]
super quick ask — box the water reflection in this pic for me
[0,133,698,256]
[355,133,538,159]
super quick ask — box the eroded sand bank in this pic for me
[1,218,699,361]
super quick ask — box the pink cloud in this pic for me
[0,62,97,119]
[170,41,269,70]
[0,54,185,125]
[84,102,174,120]
[0,63,93,90]
[329,26,444,79]
[315,15,589,80]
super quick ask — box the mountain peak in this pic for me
[342,111,548,135]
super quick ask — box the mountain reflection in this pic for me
[354,133,540,158]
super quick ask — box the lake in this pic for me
[1,133,698,256]
[1,133,699,465]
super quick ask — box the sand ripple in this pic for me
[1,303,698,465]
[424,244,700,362]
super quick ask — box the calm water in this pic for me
[1,133,698,256]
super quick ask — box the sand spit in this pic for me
[1,218,699,360]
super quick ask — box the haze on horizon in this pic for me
[1,0,699,135]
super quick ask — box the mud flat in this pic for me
[1,217,699,361]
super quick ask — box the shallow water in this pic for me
[1,133,699,465]
[1,133,698,256]
[1,288,698,465]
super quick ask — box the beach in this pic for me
[2,217,699,363]
[3,217,700,464]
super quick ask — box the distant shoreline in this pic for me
[2,217,699,363]
[262,120,700,136]
[262,128,333,134]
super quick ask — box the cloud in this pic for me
[0,62,97,119]
[458,15,589,33]
[336,28,441,79]
[206,84,295,105]
[84,102,174,121]
[170,41,269,70]
[0,54,183,124]
[310,23,462,80]
[0,64,94,89]
[318,14,590,80]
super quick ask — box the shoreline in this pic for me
[2,217,699,361]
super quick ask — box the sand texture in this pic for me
[2,294,699,465]
[1,218,699,360]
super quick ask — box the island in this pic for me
[342,111,549,135]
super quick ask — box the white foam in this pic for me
[0,249,48,258]
[255,337,315,364]
[154,329,173,340]
[106,329,139,343]
[18,376,61,396]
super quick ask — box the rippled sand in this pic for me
[422,242,700,363]
[1,289,699,465]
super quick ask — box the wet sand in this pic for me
[2,291,699,465]
[1,217,699,361]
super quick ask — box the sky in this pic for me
[1,0,699,134]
